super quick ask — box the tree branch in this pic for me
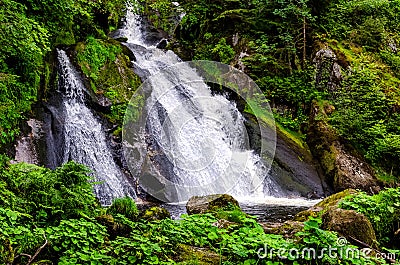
[26,232,48,265]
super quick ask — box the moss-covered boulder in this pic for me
[322,207,378,248]
[292,189,377,247]
[186,194,239,215]
[307,100,380,193]
[95,214,131,239]
[293,189,358,222]
[140,206,171,221]
[175,244,222,264]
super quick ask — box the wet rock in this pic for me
[244,112,329,198]
[156,39,168,49]
[307,101,380,193]
[13,119,43,165]
[322,207,377,247]
[115,36,128,42]
[140,206,171,221]
[90,93,112,112]
[121,44,136,62]
[186,194,239,215]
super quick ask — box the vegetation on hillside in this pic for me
[0,0,130,150]
[147,0,400,182]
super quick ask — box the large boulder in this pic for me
[293,189,378,248]
[322,207,377,247]
[186,194,239,215]
[307,101,381,193]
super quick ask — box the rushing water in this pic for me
[118,8,286,203]
[54,50,136,205]
[44,7,320,208]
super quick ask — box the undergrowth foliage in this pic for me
[340,188,400,245]
[0,162,395,264]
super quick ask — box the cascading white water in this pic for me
[56,49,136,205]
[120,8,284,202]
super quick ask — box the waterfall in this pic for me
[55,50,136,205]
[120,8,285,203]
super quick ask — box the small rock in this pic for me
[96,214,131,239]
[156,39,168,49]
[115,37,128,42]
[212,219,237,229]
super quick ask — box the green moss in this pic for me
[276,122,308,153]
[76,37,122,81]
[293,189,358,222]
[75,38,141,134]
[95,53,140,102]
[315,189,358,209]
[321,148,336,174]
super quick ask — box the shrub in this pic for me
[107,197,139,220]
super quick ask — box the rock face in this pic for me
[314,48,343,93]
[244,112,329,198]
[186,194,239,215]
[307,101,381,193]
[13,119,43,165]
[322,207,377,247]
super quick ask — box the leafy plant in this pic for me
[76,37,121,80]
[107,197,139,220]
[340,188,400,244]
